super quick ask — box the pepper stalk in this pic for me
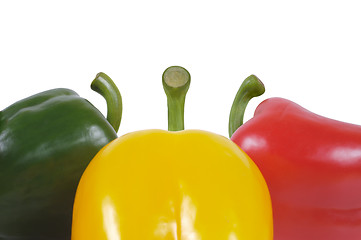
[228,74,265,138]
[162,66,191,131]
[91,72,122,133]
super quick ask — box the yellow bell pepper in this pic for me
[71,66,273,240]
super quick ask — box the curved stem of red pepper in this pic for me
[162,66,190,131]
[228,74,265,138]
[91,72,122,133]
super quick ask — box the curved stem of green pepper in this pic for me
[91,72,122,133]
[228,75,265,138]
[162,66,191,131]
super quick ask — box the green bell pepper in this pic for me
[0,72,122,240]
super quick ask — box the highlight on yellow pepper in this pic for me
[71,66,273,240]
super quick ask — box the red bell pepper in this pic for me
[228,75,361,240]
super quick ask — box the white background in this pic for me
[1,0,360,137]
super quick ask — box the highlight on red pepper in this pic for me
[71,66,273,240]
[229,75,361,240]
[0,73,122,240]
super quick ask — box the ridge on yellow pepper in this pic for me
[71,66,273,240]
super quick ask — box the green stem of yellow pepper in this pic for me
[162,66,191,131]
[228,75,265,138]
[91,72,122,133]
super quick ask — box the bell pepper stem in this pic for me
[91,72,122,133]
[228,75,265,138]
[162,66,191,131]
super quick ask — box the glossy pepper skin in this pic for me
[229,76,361,240]
[72,130,273,240]
[71,66,273,240]
[0,73,122,240]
